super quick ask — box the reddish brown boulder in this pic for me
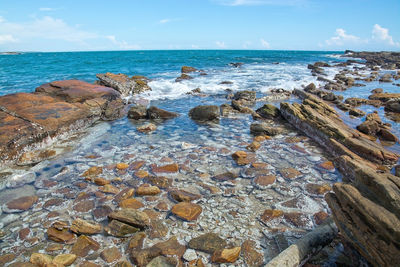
[169,189,201,202]
[171,202,202,221]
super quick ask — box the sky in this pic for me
[0,0,399,52]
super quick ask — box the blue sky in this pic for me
[0,0,399,51]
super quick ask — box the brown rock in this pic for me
[151,163,179,173]
[100,247,122,263]
[246,141,261,152]
[254,175,276,186]
[318,161,335,171]
[116,163,129,170]
[52,254,77,266]
[169,189,201,202]
[155,201,169,211]
[232,151,249,165]
[313,211,329,225]
[260,209,284,223]
[119,198,144,209]
[283,212,310,228]
[280,168,302,179]
[93,205,112,220]
[136,184,161,196]
[146,106,179,120]
[153,236,186,257]
[145,176,173,189]
[82,166,103,177]
[47,227,76,244]
[369,93,400,102]
[19,228,30,240]
[115,261,134,267]
[108,209,151,229]
[171,202,202,221]
[93,177,110,186]
[306,183,332,195]
[149,220,169,239]
[128,232,146,250]
[43,198,64,209]
[114,188,135,203]
[71,235,100,257]
[137,123,157,133]
[211,247,241,263]
[70,219,102,235]
[181,66,197,73]
[188,233,227,254]
[5,196,38,212]
[105,219,140,237]
[100,184,119,194]
[129,160,146,170]
[0,254,16,266]
[79,261,101,267]
[212,171,238,182]
[73,199,95,212]
[30,253,52,266]
[241,240,264,267]
[135,170,149,179]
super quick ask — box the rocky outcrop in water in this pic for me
[0,80,124,164]
[96,72,151,97]
[345,50,400,69]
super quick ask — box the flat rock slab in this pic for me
[0,80,124,163]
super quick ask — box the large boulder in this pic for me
[189,105,220,121]
[146,107,179,120]
[0,80,124,164]
[96,73,151,97]
[256,104,280,119]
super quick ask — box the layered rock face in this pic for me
[0,80,124,163]
[96,73,151,97]
[280,90,400,266]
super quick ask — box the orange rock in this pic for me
[251,162,268,169]
[119,198,144,209]
[155,201,169,211]
[47,227,76,244]
[254,175,276,186]
[71,235,100,257]
[129,161,146,170]
[232,151,249,165]
[100,184,119,194]
[260,209,284,222]
[82,166,103,177]
[280,168,302,179]
[306,183,332,195]
[100,247,122,263]
[319,161,335,171]
[94,177,110,186]
[313,211,329,225]
[114,188,135,203]
[136,184,161,196]
[152,163,179,173]
[135,170,149,178]
[246,141,261,152]
[211,247,241,263]
[171,202,202,221]
[116,163,129,170]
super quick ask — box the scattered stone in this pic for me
[108,209,151,229]
[189,105,220,121]
[280,168,302,179]
[114,188,135,203]
[145,176,173,189]
[73,199,95,212]
[169,189,201,202]
[136,184,161,196]
[119,198,144,209]
[128,105,147,119]
[4,195,38,212]
[146,256,175,267]
[211,247,241,263]
[71,235,100,257]
[93,205,113,220]
[137,123,157,133]
[232,150,249,165]
[96,72,151,97]
[52,254,77,266]
[313,211,329,225]
[70,219,102,235]
[234,91,256,106]
[128,232,146,250]
[100,247,122,263]
[283,212,310,228]
[318,161,335,171]
[188,233,227,253]
[0,254,16,266]
[349,108,366,117]
[47,227,76,244]
[30,253,52,266]
[212,171,238,182]
[176,73,193,82]
[260,209,284,223]
[171,202,202,221]
[82,166,103,177]
[152,163,179,173]
[241,240,264,267]
[183,249,197,262]
[246,141,261,152]
[146,106,179,120]
[93,177,110,186]
[254,175,276,187]
[250,122,284,136]
[306,184,332,195]
[116,162,129,170]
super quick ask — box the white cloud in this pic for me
[214,0,305,6]
[0,34,18,44]
[372,24,399,47]
[159,19,171,24]
[260,38,270,48]
[216,41,226,48]
[325,28,363,46]
[0,16,5,23]
[106,35,141,50]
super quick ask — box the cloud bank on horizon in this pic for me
[0,0,399,52]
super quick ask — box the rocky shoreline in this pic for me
[0,51,399,266]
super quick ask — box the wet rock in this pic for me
[0,254,16,266]
[169,189,201,202]
[171,202,202,221]
[280,168,302,179]
[189,233,227,254]
[114,188,135,203]
[313,211,329,225]
[212,171,238,182]
[73,199,95,212]
[379,73,393,82]
[369,92,400,102]
[70,219,102,235]
[250,122,284,136]
[79,261,101,267]
[385,99,400,113]
[176,73,193,82]
[246,141,261,152]
[280,90,398,164]
[189,105,220,121]
[283,212,310,228]
[306,183,331,195]
[136,184,161,196]
[395,165,400,177]
[17,149,56,166]
[30,253,53,266]
[96,72,151,96]
[241,240,264,267]
[183,249,197,262]
[232,150,249,165]
[234,91,256,106]
[128,232,146,250]
[256,104,280,119]
[82,166,103,177]
[149,220,169,239]
[181,66,197,73]
[371,88,383,94]
[71,235,100,257]
[229,62,244,68]
[146,256,175,267]
[4,195,38,212]
[47,227,76,244]
[254,175,276,187]
[108,209,151,229]
[137,123,157,133]
[128,104,147,119]
[379,128,398,143]
[349,108,366,117]
[144,176,173,189]
[153,236,186,257]
[220,103,239,116]
[151,163,179,173]
[93,177,110,186]
[115,261,133,267]
[146,106,178,120]
[52,254,77,266]
[211,247,241,263]
[260,209,284,223]
[318,161,335,171]
[100,247,122,263]
[119,198,144,209]
[116,162,129,170]
[93,205,113,221]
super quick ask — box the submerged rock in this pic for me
[146,106,179,120]
[175,73,194,82]
[181,66,197,73]
[171,202,202,221]
[188,233,227,253]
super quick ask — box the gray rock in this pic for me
[128,105,147,120]
[250,123,284,136]
[189,105,220,121]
